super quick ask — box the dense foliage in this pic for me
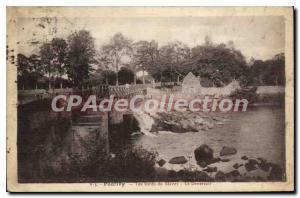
[17,31,285,89]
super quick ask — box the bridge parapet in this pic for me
[108,84,152,98]
[18,83,155,105]
[18,88,73,105]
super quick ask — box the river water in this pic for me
[133,106,285,169]
[17,100,285,181]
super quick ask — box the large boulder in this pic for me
[194,171,212,181]
[157,159,166,167]
[241,155,248,160]
[257,158,271,172]
[268,164,283,181]
[168,156,188,164]
[227,170,240,177]
[245,159,258,171]
[220,146,237,156]
[194,144,214,164]
[215,171,226,181]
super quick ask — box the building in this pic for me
[181,72,241,97]
[181,72,201,95]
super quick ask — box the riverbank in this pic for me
[133,105,285,182]
[152,144,284,182]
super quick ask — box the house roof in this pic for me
[182,72,200,86]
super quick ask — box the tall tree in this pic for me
[101,33,131,85]
[40,43,55,89]
[51,38,67,88]
[17,54,29,90]
[66,30,96,88]
[249,53,285,86]
[97,49,115,85]
[130,40,159,84]
[190,42,247,86]
[158,41,190,82]
[28,54,42,89]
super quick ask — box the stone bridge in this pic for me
[18,83,156,105]
[18,84,154,158]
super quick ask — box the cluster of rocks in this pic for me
[154,144,284,182]
[150,111,226,133]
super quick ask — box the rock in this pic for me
[175,170,212,181]
[213,116,223,121]
[220,158,230,162]
[268,164,283,181]
[215,171,226,181]
[180,120,190,130]
[245,159,258,172]
[166,170,178,180]
[203,166,217,173]
[168,156,188,164]
[257,157,264,162]
[194,117,204,124]
[194,144,214,164]
[220,146,237,156]
[154,167,168,178]
[226,170,240,178]
[241,156,248,160]
[230,170,240,177]
[198,161,207,168]
[206,121,214,129]
[157,159,166,167]
[195,171,212,181]
[202,126,209,131]
[233,163,243,169]
[257,158,271,172]
[207,157,221,165]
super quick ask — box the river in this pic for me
[132,106,285,170]
[17,101,285,181]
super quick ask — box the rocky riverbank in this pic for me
[153,144,284,182]
[132,107,285,182]
[149,110,227,133]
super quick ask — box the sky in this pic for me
[14,15,285,61]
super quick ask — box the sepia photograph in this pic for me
[6,6,294,192]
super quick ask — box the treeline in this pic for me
[16,30,285,90]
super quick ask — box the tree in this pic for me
[51,38,67,88]
[40,43,55,89]
[118,67,134,85]
[17,53,43,89]
[101,33,131,85]
[158,41,190,82]
[17,53,30,90]
[28,54,42,89]
[249,53,285,86]
[189,43,248,86]
[130,40,159,84]
[66,30,96,88]
[97,49,115,85]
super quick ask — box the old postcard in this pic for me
[6,7,294,192]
